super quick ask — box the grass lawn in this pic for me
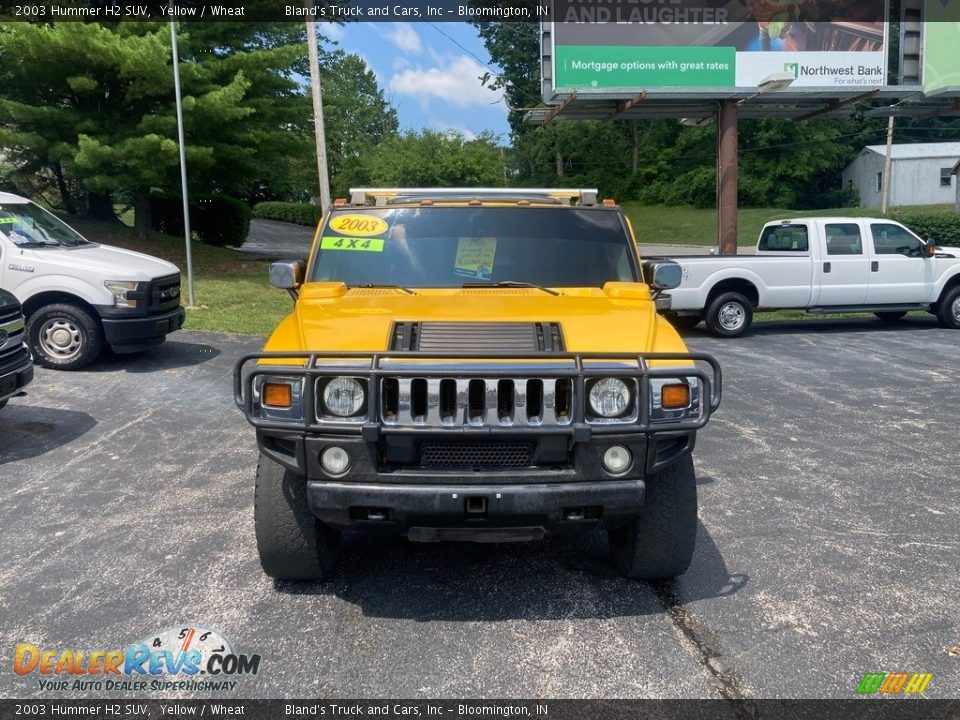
[621,203,955,247]
[68,217,291,336]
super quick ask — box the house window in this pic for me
[876,172,883,192]
[941,168,954,188]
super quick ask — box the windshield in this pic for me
[0,202,91,247]
[309,207,638,288]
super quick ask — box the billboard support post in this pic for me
[718,100,739,256]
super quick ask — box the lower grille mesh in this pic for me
[420,442,532,468]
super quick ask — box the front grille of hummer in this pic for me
[381,377,573,428]
[420,441,532,468]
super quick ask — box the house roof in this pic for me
[952,158,960,175]
[863,142,960,160]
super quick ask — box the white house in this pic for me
[842,142,960,208]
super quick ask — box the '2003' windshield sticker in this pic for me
[320,236,384,253]
[327,214,388,237]
[454,237,497,280]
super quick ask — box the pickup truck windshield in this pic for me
[309,207,638,288]
[0,202,91,247]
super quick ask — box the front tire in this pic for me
[875,311,907,323]
[254,453,339,581]
[936,286,960,329]
[705,292,753,338]
[27,303,104,370]
[609,454,698,580]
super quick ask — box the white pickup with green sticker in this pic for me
[320,236,384,252]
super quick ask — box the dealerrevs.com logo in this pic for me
[14,626,261,692]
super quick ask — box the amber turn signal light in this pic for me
[660,384,690,409]
[263,382,293,408]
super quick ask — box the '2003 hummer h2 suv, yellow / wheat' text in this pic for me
[235,188,721,581]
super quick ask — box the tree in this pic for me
[358,130,505,187]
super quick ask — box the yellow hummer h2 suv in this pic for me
[235,188,721,581]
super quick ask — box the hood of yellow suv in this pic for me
[264,284,688,355]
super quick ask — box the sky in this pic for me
[319,22,511,141]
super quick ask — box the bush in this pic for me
[889,208,960,246]
[252,201,322,227]
[151,192,252,247]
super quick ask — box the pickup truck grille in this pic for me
[149,273,182,313]
[0,305,22,327]
[0,308,26,355]
[420,441,532,468]
[381,377,573,428]
[0,343,30,374]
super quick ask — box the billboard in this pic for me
[923,0,960,94]
[550,0,889,93]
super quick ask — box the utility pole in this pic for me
[305,13,331,212]
[717,100,739,256]
[880,115,895,214]
[169,15,196,308]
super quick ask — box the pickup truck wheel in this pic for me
[28,303,104,370]
[254,453,339,581]
[936,287,960,329]
[609,454,697,580]
[705,292,752,338]
[875,311,907,322]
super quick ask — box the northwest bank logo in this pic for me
[14,626,260,692]
[784,62,799,79]
[856,672,933,696]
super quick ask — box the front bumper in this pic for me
[0,345,34,403]
[97,307,185,352]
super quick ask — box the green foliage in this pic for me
[253,201,322,227]
[357,130,505,187]
[890,208,960,245]
[151,191,252,247]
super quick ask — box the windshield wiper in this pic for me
[354,283,417,295]
[462,281,560,296]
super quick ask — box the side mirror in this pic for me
[924,241,937,258]
[644,260,682,291]
[269,261,305,289]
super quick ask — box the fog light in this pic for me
[661,383,690,409]
[321,446,350,476]
[262,382,292,408]
[602,445,632,474]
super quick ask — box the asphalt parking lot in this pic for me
[1,318,958,700]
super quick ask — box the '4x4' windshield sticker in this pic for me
[320,236,384,252]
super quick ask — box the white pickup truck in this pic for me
[662,217,960,337]
[0,191,185,369]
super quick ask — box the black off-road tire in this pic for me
[0,399,7,410]
[704,291,753,338]
[27,303,104,370]
[254,453,339,581]
[609,454,698,580]
[874,311,907,323]
[935,286,960,329]
[667,314,702,331]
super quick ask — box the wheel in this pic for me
[936,286,960,329]
[609,454,697,580]
[667,314,701,330]
[704,292,753,338]
[0,399,7,411]
[27,303,104,370]
[875,311,907,323]
[254,453,339,580]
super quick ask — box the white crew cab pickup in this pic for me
[0,192,185,369]
[663,217,960,337]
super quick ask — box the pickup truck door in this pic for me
[865,222,933,304]
[815,222,870,306]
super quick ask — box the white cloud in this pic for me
[319,22,345,42]
[381,23,423,54]
[388,55,501,109]
[431,121,478,141]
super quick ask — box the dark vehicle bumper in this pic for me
[0,346,34,403]
[98,307,185,352]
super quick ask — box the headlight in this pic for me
[588,378,631,418]
[322,377,366,417]
[104,280,140,308]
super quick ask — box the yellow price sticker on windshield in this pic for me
[320,236,384,252]
[327,214,388,237]
[455,237,497,279]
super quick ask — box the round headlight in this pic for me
[321,446,350,476]
[323,377,365,417]
[589,378,631,418]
